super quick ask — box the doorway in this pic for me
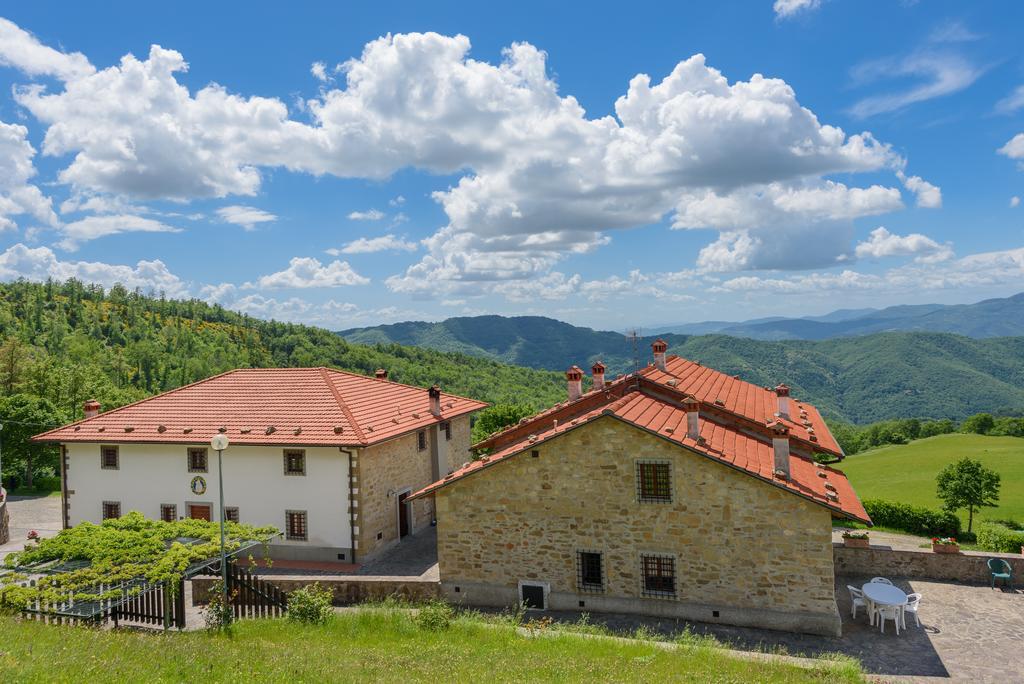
[397,491,411,538]
[187,503,212,521]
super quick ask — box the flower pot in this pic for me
[932,543,960,554]
[843,537,870,549]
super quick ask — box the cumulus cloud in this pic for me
[255,256,369,288]
[0,17,94,80]
[773,0,821,19]
[0,243,188,295]
[849,52,984,118]
[897,171,942,208]
[330,234,418,254]
[216,205,277,230]
[310,61,328,82]
[347,209,385,221]
[57,214,181,251]
[999,133,1024,160]
[854,226,953,263]
[202,284,414,326]
[0,121,58,230]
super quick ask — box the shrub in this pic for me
[863,499,961,537]
[32,476,61,492]
[961,413,996,435]
[287,583,334,624]
[413,600,455,631]
[976,522,1024,553]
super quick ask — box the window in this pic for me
[641,554,676,598]
[636,461,672,503]
[160,504,177,522]
[417,430,427,451]
[577,551,605,592]
[100,445,119,470]
[286,510,308,541]
[283,449,306,476]
[102,501,121,520]
[224,507,240,523]
[187,448,208,473]
[441,421,452,441]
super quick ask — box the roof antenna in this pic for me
[626,327,641,383]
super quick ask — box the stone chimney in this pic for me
[682,396,700,439]
[651,339,668,372]
[566,366,584,401]
[374,368,388,380]
[591,361,606,392]
[775,384,791,419]
[83,399,101,419]
[772,422,791,480]
[428,385,442,417]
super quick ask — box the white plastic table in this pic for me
[862,582,907,626]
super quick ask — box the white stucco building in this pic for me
[34,367,486,562]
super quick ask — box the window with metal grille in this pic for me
[286,510,308,541]
[641,554,676,598]
[283,450,306,476]
[102,501,121,520]
[576,551,605,592]
[224,507,240,523]
[636,461,672,503]
[442,422,452,441]
[100,446,119,470]
[417,430,427,451]
[187,448,208,473]
[160,504,177,522]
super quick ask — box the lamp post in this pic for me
[210,433,230,625]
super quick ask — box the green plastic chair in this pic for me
[988,558,1013,590]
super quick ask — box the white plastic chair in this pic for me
[902,593,921,628]
[847,585,871,620]
[877,604,901,634]
[870,577,894,585]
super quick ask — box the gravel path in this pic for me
[0,493,62,561]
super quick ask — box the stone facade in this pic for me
[356,415,472,561]
[834,544,1024,582]
[192,576,439,605]
[433,416,842,636]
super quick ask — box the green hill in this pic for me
[838,434,1024,527]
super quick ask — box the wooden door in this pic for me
[398,492,410,538]
[188,504,212,521]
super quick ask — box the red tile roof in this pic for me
[33,367,487,448]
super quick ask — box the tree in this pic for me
[471,403,536,443]
[0,394,64,490]
[935,457,1001,533]
[961,413,995,435]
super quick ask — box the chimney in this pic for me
[428,384,442,417]
[775,384,791,419]
[772,422,791,480]
[651,339,668,372]
[591,361,606,392]
[83,399,101,418]
[682,396,700,439]
[374,368,388,380]
[566,366,584,401]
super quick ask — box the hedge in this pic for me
[862,499,961,537]
[976,522,1024,554]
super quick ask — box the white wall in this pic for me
[65,442,352,557]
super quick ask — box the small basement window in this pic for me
[636,461,672,503]
[285,510,308,541]
[519,582,547,610]
[417,430,427,451]
[102,501,121,520]
[283,449,306,476]
[224,507,240,523]
[576,551,605,592]
[641,554,676,598]
[100,445,119,470]
[188,447,208,473]
[160,504,177,522]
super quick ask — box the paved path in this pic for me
[833,526,934,552]
[0,493,62,561]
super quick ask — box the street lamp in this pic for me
[210,432,230,625]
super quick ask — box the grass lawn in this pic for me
[839,434,1024,528]
[0,608,862,683]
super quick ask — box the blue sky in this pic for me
[0,0,1022,330]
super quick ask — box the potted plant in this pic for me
[842,531,870,549]
[931,537,960,554]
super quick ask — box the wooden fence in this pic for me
[218,560,288,620]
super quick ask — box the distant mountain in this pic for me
[649,293,1024,340]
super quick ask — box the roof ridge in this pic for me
[319,367,367,445]
[321,366,484,405]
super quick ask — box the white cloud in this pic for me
[347,209,385,221]
[59,193,140,215]
[310,61,328,82]
[773,0,821,19]
[0,17,94,80]
[849,52,984,118]
[202,284,414,327]
[854,226,952,263]
[388,195,406,206]
[58,214,181,250]
[999,134,1024,160]
[255,256,369,288]
[996,85,1024,115]
[897,171,942,208]
[0,121,58,230]
[331,234,418,254]
[0,243,188,295]
[216,205,277,230]
[928,20,982,44]
[1011,196,1021,208]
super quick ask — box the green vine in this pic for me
[0,512,278,611]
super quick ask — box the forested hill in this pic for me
[340,315,1024,423]
[0,280,567,427]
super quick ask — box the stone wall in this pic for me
[191,576,439,605]
[434,416,842,636]
[834,544,1024,582]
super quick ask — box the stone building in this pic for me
[412,342,869,636]
[34,367,485,562]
